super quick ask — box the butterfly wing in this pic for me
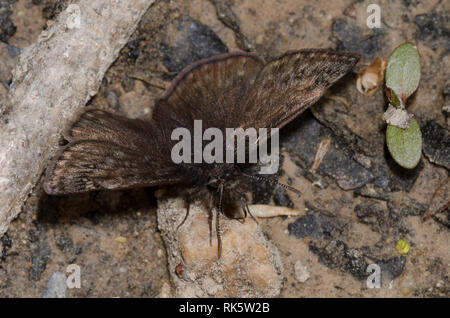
[154,49,358,132]
[243,49,359,130]
[45,50,358,194]
[44,109,186,195]
[152,52,265,131]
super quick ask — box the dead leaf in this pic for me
[357,57,386,96]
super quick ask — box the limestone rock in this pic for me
[157,195,284,297]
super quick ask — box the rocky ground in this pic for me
[0,0,448,297]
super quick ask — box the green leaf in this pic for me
[386,118,422,169]
[385,42,420,105]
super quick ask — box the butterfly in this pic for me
[43,49,359,257]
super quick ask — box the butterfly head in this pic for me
[205,163,243,190]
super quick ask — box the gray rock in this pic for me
[29,226,51,281]
[378,256,406,280]
[281,112,374,190]
[288,205,344,240]
[309,239,369,281]
[161,15,228,74]
[294,260,310,283]
[354,201,390,234]
[422,119,450,170]
[156,195,284,297]
[433,209,450,229]
[0,233,11,260]
[0,0,16,44]
[414,12,450,51]
[42,271,67,298]
[273,187,294,208]
[332,18,383,60]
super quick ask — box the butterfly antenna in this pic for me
[240,196,259,225]
[176,197,191,230]
[243,173,302,197]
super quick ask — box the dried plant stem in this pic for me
[0,0,155,238]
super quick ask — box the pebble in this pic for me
[294,261,310,283]
[157,197,284,297]
[42,271,67,298]
[398,270,416,296]
[161,15,228,74]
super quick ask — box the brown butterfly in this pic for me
[44,49,359,256]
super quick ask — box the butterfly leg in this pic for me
[237,199,247,224]
[176,196,191,230]
[216,183,224,259]
[208,192,214,246]
[229,188,249,223]
[241,195,259,225]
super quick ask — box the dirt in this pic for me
[0,0,448,297]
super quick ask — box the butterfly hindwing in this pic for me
[44,109,186,195]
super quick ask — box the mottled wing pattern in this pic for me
[44,109,185,195]
[154,49,358,132]
[152,52,264,131]
[243,49,359,129]
[44,50,359,195]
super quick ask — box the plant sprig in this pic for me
[384,42,422,169]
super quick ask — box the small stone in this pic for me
[422,120,450,170]
[288,207,343,240]
[414,12,450,51]
[157,197,284,297]
[281,113,374,191]
[273,187,294,208]
[106,89,119,110]
[202,276,223,296]
[294,261,310,283]
[0,2,17,43]
[65,4,81,30]
[332,18,383,59]
[353,154,372,169]
[398,270,416,296]
[42,271,67,298]
[7,44,20,58]
[379,256,406,280]
[161,15,228,74]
